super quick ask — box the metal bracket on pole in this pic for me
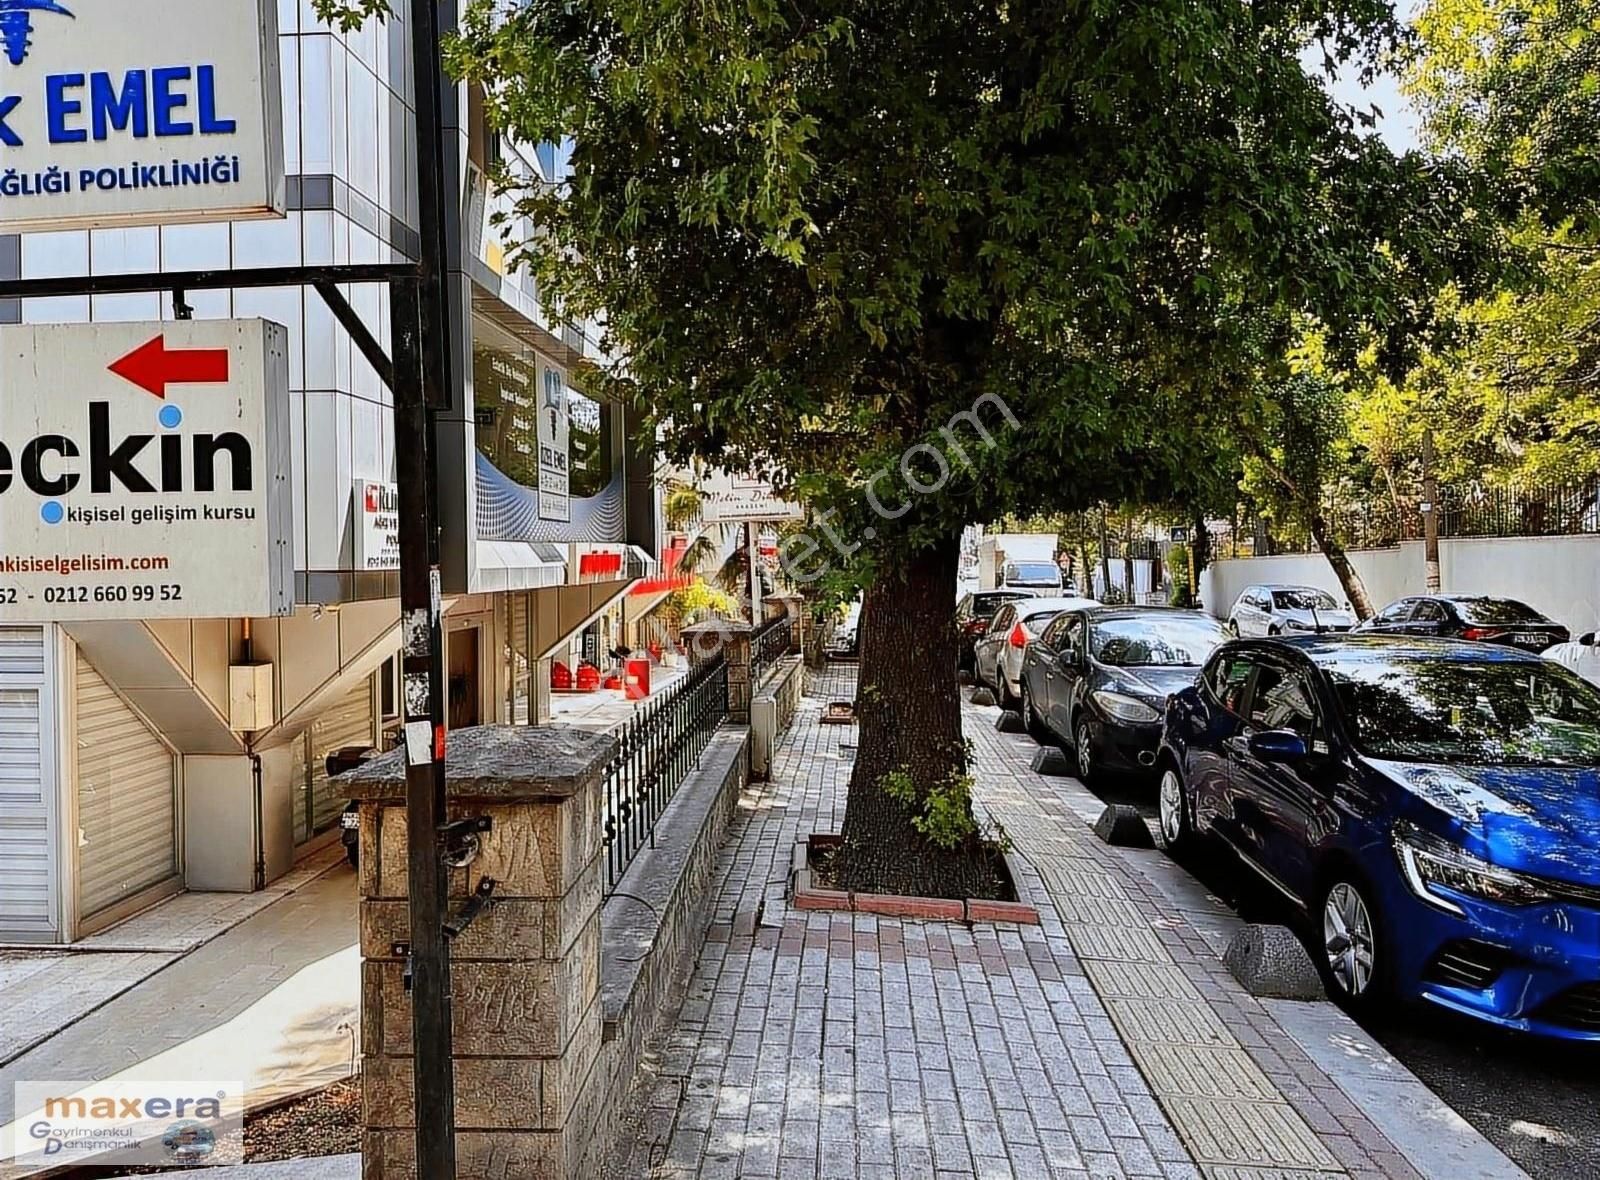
[171,289,193,320]
[442,877,498,940]
[313,280,396,391]
[389,876,499,993]
[438,815,493,868]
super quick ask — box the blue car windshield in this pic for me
[1328,657,1600,766]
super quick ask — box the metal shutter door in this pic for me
[0,628,54,938]
[76,654,177,920]
[303,677,375,839]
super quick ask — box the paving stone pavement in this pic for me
[0,865,359,1179]
[635,663,1427,1180]
[0,844,348,1067]
[967,717,1423,1180]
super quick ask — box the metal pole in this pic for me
[401,0,458,1170]
[1422,428,1441,593]
[393,276,456,1178]
[748,521,761,623]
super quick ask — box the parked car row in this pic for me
[976,590,1600,1044]
[1227,584,1572,652]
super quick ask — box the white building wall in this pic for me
[1202,536,1600,635]
[12,12,414,585]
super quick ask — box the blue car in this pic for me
[1158,634,1600,1040]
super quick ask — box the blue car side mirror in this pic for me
[1249,729,1308,763]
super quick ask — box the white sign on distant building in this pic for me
[0,0,284,232]
[354,480,399,570]
[537,363,570,522]
[0,319,292,620]
[704,478,803,523]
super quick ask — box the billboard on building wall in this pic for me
[536,362,570,523]
[354,480,400,570]
[0,0,285,232]
[0,319,293,620]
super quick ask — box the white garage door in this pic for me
[76,653,178,923]
[0,628,56,940]
[293,676,375,844]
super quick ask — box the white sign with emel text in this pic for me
[0,0,284,231]
[0,319,293,621]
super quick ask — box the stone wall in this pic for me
[348,726,617,1180]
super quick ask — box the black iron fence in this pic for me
[601,653,729,892]
[1226,478,1600,558]
[751,613,793,683]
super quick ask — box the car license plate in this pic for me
[1513,634,1544,646]
[340,812,360,830]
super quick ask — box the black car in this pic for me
[1018,606,1229,783]
[1356,595,1569,652]
[956,589,1035,672]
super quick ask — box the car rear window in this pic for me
[974,592,1029,618]
[1451,597,1546,625]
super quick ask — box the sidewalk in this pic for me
[626,663,1522,1180]
[0,844,349,1068]
[551,662,691,731]
[0,859,357,1178]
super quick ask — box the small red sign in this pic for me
[578,551,623,576]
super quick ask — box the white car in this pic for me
[974,595,1100,706]
[1544,630,1600,686]
[1226,584,1357,636]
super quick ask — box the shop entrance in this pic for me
[448,627,481,730]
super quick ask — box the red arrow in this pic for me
[108,334,230,399]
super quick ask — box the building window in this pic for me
[504,592,532,724]
[472,314,614,500]
[380,656,399,721]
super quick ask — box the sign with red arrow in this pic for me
[108,334,232,399]
[0,318,293,623]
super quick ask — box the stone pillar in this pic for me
[765,593,804,653]
[345,725,618,1180]
[681,618,752,722]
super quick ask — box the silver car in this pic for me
[1226,584,1357,636]
[974,595,1100,706]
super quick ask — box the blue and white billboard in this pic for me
[0,0,284,231]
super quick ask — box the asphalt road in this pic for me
[1077,769,1600,1180]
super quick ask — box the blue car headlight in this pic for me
[1392,822,1553,915]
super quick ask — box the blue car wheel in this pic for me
[1318,873,1387,1008]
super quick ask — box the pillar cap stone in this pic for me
[340,724,617,803]
[682,618,753,637]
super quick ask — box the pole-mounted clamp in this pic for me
[391,877,499,992]
[437,815,492,868]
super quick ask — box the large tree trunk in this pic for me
[1310,513,1374,619]
[833,531,1002,899]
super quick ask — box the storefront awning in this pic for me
[626,545,657,579]
[475,539,567,592]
